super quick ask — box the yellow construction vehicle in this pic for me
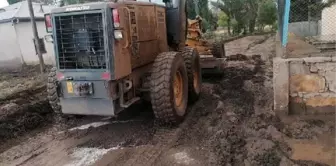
[186,16,225,58]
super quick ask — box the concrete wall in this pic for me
[0,22,23,68]
[15,21,55,65]
[274,55,336,115]
[288,21,321,37]
[321,4,336,35]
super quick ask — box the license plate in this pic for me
[67,81,74,93]
[74,82,94,96]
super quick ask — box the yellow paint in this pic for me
[290,74,326,93]
[67,81,73,93]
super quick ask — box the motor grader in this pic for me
[44,0,202,123]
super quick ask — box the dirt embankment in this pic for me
[0,65,53,152]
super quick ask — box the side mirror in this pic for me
[44,34,54,43]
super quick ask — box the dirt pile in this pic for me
[0,65,53,149]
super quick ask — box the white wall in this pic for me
[321,4,336,36]
[0,22,23,68]
[288,21,321,37]
[15,21,55,65]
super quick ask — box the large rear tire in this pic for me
[150,52,188,124]
[47,67,62,115]
[211,41,226,58]
[182,47,201,103]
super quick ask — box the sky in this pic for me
[0,0,9,8]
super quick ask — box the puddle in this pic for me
[68,122,111,131]
[64,147,121,166]
[173,151,195,165]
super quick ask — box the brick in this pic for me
[290,74,326,93]
[289,62,310,75]
[315,62,336,71]
[273,57,289,113]
[309,64,318,73]
[303,57,332,63]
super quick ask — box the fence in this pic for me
[274,0,336,116]
[278,0,336,43]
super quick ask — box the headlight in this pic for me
[114,30,123,39]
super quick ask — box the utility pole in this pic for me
[27,0,45,73]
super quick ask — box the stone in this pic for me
[290,74,326,93]
[325,70,336,92]
[306,96,336,115]
[315,62,336,71]
[306,96,336,107]
[332,56,336,62]
[284,58,304,63]
[273,57,289,113]
[303,57,332,63]
[289,62,310,75]
[216,101,224,110]
[309,64,319,73]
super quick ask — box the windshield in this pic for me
[136,0,165,5]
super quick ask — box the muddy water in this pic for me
[289,138,335,166]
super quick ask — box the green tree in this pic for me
[211,0,234,35]
[217,11,228,27]
[187,0,197,19]
[246,0,260,33]
[8,0,20,5]
[257,0,277,28]
[198,0,217,30]
[212,0,260,35]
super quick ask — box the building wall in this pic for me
[0,22,23,68]
[274,55,336,115]
[288,21,321,37]
[14,21,55,65]
[321,4,336,35]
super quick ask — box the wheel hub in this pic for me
[193,68,200,91]
[174,71,183,107]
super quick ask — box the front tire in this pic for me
[150,52,188,124]
[47,67,62,115]
[182,47,202,103]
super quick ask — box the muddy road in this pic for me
[0,35,334,166]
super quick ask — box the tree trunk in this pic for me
[249,19,256,33]
[227,17,231,35]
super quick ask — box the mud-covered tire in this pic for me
[182,47,202,103]
[150,52,188,124]
[47,67,62,114]
[211,41,226,58]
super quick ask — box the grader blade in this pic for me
[186,16,226,75]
